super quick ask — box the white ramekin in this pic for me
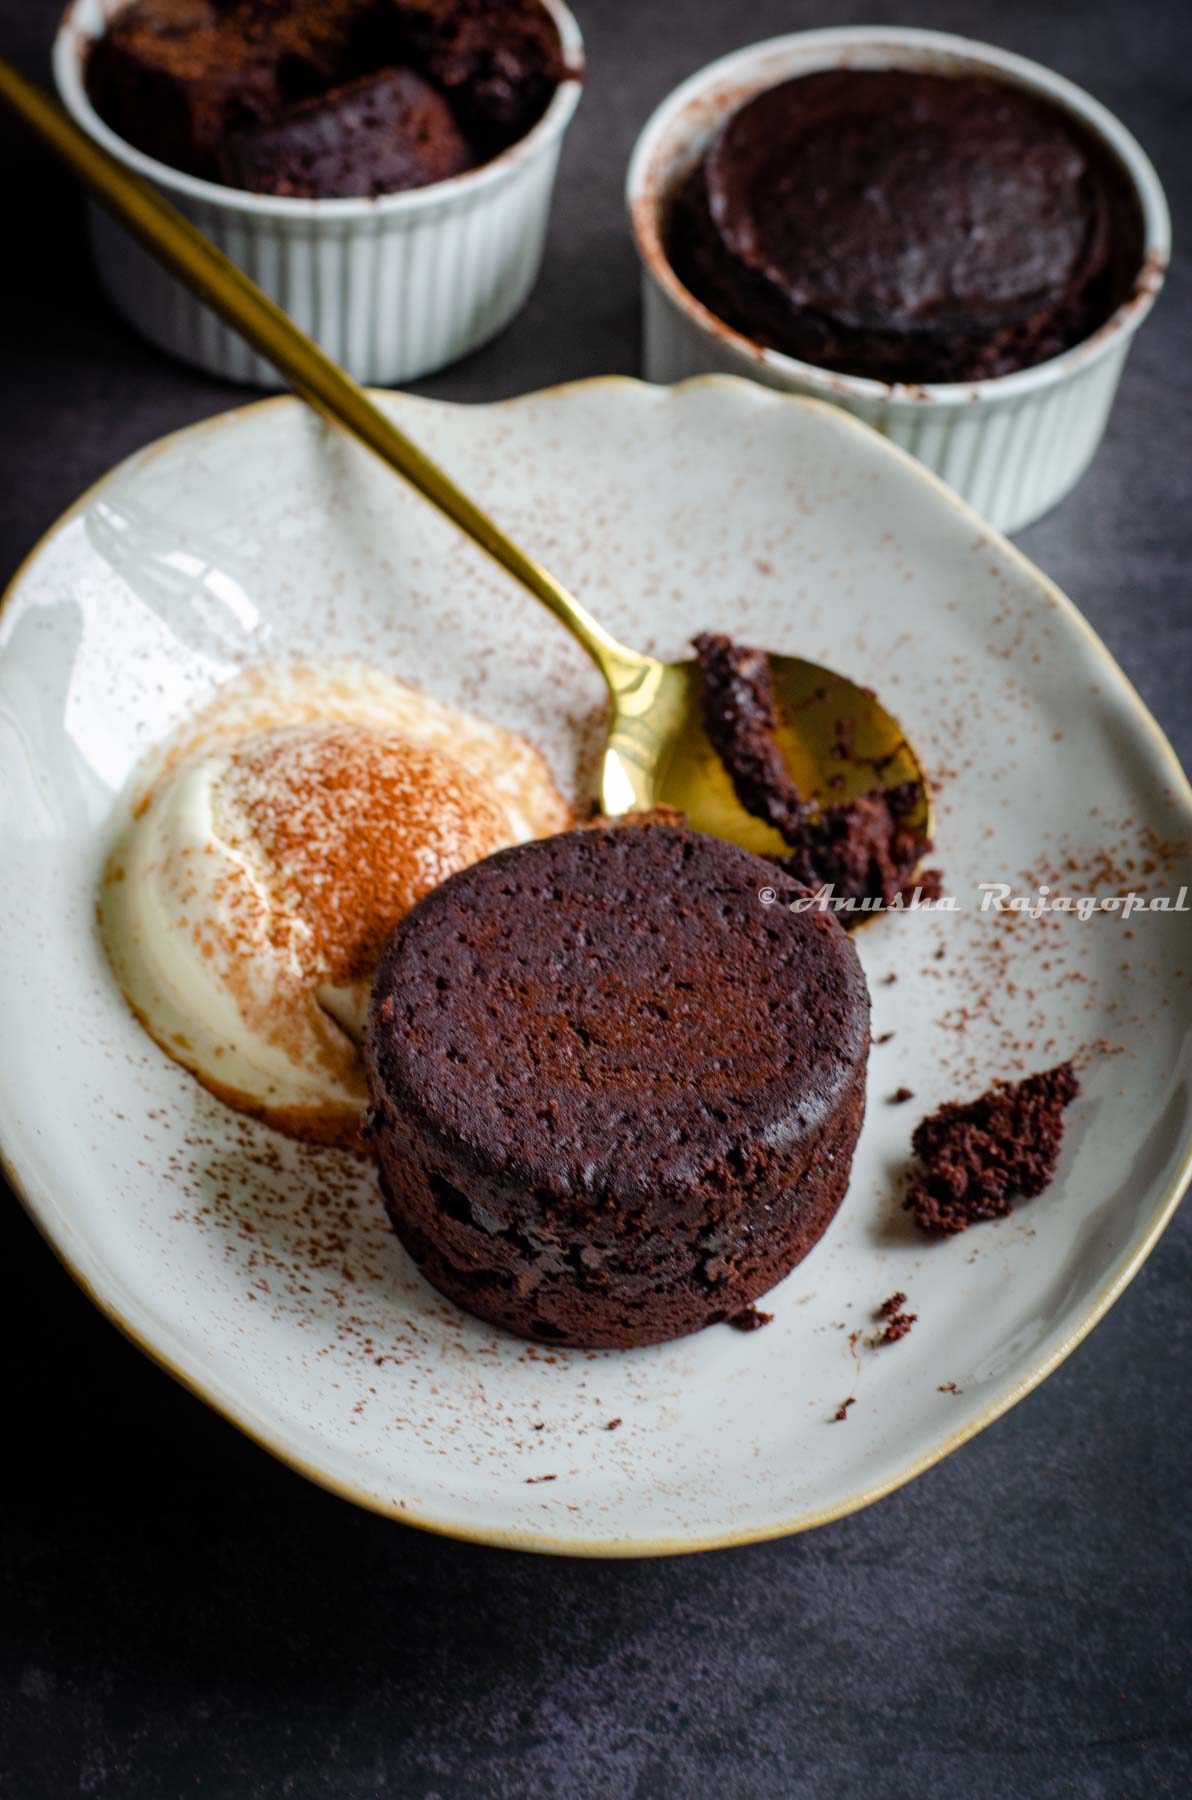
[627,28,1169,533]
[54,0,583,386]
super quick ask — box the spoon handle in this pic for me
[0,58,631,683]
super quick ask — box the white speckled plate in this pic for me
[2,377,1190,1556]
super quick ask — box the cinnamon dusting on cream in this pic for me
[102,660,571,1145]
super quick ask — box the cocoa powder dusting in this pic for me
[225,723,514,984]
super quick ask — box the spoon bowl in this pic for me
[598,646,932,855]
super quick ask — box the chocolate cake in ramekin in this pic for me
[628,28,1168,531]
[665,67,1143,387]
[54,0,583,383]
[365,818,870,1348]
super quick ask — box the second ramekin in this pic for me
[627,28,1169,533]
[54,0,583,387]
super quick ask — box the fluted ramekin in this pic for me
[627,27,1168,532]
[54,0,583,386]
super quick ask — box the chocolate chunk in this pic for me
[86,0,570,195]
[215,65,474,197]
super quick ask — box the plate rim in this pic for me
[3,372,1190,1558]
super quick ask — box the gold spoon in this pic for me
[0,61,930,858]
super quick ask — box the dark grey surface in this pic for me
[1,2,1190,1795]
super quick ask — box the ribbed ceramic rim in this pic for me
[2,376,1190,1557]
[53,0,584,220]
[627,26,1171,407]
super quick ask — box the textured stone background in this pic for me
[1,2,1189,1795]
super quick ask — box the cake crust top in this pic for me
[366,819,870,1199]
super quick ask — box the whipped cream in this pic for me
[101,661,570,1144]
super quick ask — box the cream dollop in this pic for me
[101,661,570,1143]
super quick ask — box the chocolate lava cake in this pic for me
[86,0,571,198]
[364,818,870,1347]
[665,69,1143,384]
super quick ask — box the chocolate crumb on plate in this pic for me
[890,1086,915,1104]
[832,1396,856,1422]
[905,1061,1080,1234]
[728,1305,774,1331]
[877,1292,917,1342]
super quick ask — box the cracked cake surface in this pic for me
[666,68,1143,385]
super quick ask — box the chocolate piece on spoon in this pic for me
[694,632,936,916]
[691,632,808,839]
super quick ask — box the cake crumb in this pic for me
[729,1305,774,1332]
[877,1291,917,1343]
[606,1417,622,1431]
[938,1381,961,1395]
[905,1061,1079,1234]
[890,1086,915,1104]
[525,1473,557,1485]
[832,1396,856,1422]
